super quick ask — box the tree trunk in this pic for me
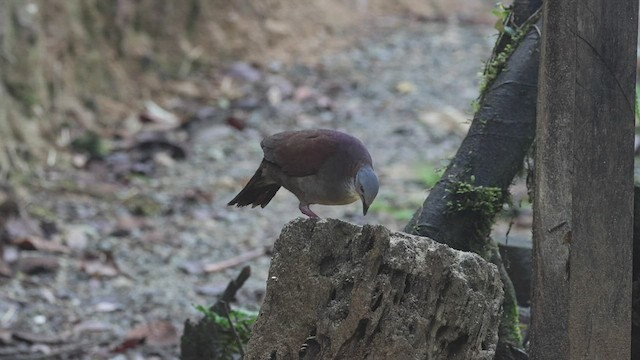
[634,187,640,359]
[405,2,542,358]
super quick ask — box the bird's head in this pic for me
[355,165,379,216]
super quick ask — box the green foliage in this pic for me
[446,178,504,217]
[471,99,481,113]
[491,3,514,35]
[194,305,258,359]
[70,131,112,157]
[477,3,532,102]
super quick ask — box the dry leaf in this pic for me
[111,215,146,237]
[139,101,180,130]
[395,80,417,94]
[64,225,97,251]
[0,328,13,345]
[227,61,261,83]
[5,217,43,241]
[178,261,204,275]
[73,320,116,336]
[94,301,123,313]
[12,330,68,344]
[16,256,59,275]
[113,320,178,353]
[12,236,70,254]
[226,116,247,131]
[80,251,120,278]
[144,320,179,347]
[0,260,11,277]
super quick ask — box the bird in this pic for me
[228,129,379,218]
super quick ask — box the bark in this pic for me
[632,186,640,359]
[405,2,542,359]
[246,218,504,360]
[404,17,541,252]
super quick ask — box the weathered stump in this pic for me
[246,218,504,360]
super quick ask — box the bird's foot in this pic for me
[299,204,320,218]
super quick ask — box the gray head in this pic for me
[355,165,379,215]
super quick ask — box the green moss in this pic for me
[446,180,504,216]
[478,31,525,96]
[445,179,505,255]
[475,3,533,105]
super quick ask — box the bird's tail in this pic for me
[227,161,281,208]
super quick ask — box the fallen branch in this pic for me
[405,2,542,359]
[203,247,268,273]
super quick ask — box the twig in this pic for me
[212,266,251,314]
[203,247,268,273]
[222,302,245,358]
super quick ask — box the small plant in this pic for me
[194,304,258,359]
[491,3,514,35]
[475,2,539,106]
[70,130,112,158]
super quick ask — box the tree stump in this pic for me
[246,218,504,360]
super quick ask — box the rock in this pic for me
[246,218,504,360]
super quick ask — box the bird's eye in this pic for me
[360,185,364,193]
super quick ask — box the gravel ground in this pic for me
[0,19,497,359]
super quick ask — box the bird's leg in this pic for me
[299,203,320,218]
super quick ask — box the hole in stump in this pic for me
[319,255,336,276]
[403,274,413,293]
[355,319,369,341]
[447,333,469,355]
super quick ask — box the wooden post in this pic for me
[531,0,638,358]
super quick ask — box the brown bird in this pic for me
[228,129,379,218]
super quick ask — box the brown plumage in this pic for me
[228,129,379,218]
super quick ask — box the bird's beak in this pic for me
[362,197,369,216]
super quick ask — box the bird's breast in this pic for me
[289,175,359,205]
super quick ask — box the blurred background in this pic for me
[0,1,539,359]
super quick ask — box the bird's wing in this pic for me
[261,130,341,177]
